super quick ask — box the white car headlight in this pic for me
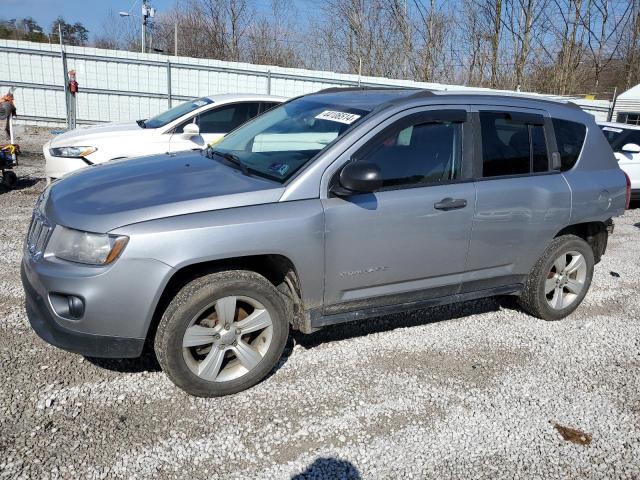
[49,146,97,158]
[46,226,128,265]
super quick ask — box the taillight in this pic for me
[624,171,631,210]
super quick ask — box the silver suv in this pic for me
[22,88,629,397]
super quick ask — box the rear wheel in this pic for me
[154,270,289,397]
[518,235,594,321]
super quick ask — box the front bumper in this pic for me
[21,249,174,358]
[22,262,144,358]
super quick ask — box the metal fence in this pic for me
[0,39,612,127]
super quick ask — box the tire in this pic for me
[518,234,595,321]
[2,171,17,189]
[154,270,290,397]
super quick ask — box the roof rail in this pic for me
[311,86,416,95]
[312,86,374,95]
[404,89,437,100]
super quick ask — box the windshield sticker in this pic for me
[268,163,290,176]
[315,110,361,125]
[193,100,209,107]
[602,127,623,133]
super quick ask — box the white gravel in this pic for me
[1,127,639,479]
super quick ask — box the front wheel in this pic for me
[518,235,595,321]
[154,270,290,397]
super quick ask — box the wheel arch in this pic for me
[554,220,610,263]
[146,253,307,344]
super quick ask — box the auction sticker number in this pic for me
[315,110,361,125]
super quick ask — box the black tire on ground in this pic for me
[2,171,17,189]
[518,234,595,321]
[154,270,290,397]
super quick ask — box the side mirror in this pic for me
[182,123,200,138]
[336,161,383,194]
[621,143,640,154]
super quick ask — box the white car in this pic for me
[599,121,640,202]
[44,94,286,182]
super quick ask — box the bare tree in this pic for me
[90,0,637,98]
[503,0,548,90]
[622,0,640,89]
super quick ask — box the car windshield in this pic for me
[143,97,214,129]
[209,97,371,183]
[599,125,640,152]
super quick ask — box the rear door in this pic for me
[462,107,572,292]
[169,102,261,152]
[322,108,476,315]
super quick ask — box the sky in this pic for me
[4,0,182,39]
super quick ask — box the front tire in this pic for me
[154,270,289,397]
[518,235,594,321]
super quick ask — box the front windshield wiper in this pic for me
[206,148,250,176]
[136,119,147,128]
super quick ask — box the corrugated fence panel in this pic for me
[0,39,612,127]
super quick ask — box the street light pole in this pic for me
[141,0,147,53]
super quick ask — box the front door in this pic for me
[322,109,475,315]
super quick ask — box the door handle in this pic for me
[434,197,467,211]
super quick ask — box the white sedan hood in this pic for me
[49,121,151,147]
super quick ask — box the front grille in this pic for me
[26,214,52,259]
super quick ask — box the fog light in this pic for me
[68,296,84,319]
[50,293,85,320]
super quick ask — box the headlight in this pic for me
[45,226,128,265]
[49,146,97,158]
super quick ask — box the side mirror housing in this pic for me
[336,161,383,194]
[182,123,200,138]
[621,143,640,154]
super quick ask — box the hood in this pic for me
[45,150,284,232]
[48,121,149,147]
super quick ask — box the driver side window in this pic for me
[356,114,463,189]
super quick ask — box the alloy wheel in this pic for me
[545,250,588,310]
[182,295,273,382]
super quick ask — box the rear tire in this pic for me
[518,235,594,321]
[154,270,290,397]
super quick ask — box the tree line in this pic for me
[0,16,89,46]
[4,1,640,98]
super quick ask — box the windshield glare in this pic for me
[211,98,370,183]
[144,97,213,129]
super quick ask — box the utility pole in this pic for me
[141,0,155,53]
[174,21,178,56]
[141,0,147,53]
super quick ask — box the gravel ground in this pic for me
[1,127,640,479]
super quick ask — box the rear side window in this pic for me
[552,119,586,171]
[480,112,549,177]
